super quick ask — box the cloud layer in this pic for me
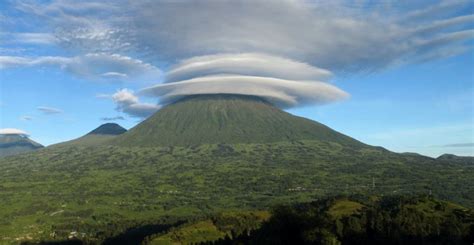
[165,53,332,83]
[15,0,472,72]
[0,128,29,136]
[3,0,473,114]
[0,53,161,82]
[145,53,344,108]
[142,74,348,108]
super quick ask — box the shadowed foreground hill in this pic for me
[147,196,474,245]
[112,94,364,147]
[0,134,43,157]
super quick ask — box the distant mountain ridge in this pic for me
[0,134,43,157]
[51,123,127,147]
[437,154,474,165]
[112,94,365,147]
[87,123,127,135]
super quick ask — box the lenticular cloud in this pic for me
[0,128,29,136]
[142,75,348,108]
[165,53,333,83]
[141,53,348,108]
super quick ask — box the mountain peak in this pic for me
[87,123,127,136]
[0,134,43,157]
[112,94,364,147]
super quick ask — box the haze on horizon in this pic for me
[0,0,473,157]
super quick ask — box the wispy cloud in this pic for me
[0,53,161,82]
[0,32,57,45]
[20,115,33,121]
[403,0,471,20]
[439,143,474,148]
[101,116,125,121]
[37,106,63,115]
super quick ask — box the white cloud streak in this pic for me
[0,32,57,45]
[403,0,471,20]
[440,143,474,148]
[0,53,161,82]
[20,116,33,121]
[101,116,125,121]
[37,106,63,114]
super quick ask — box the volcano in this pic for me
[112,94,365,147]
[0,134,43,157]
[52,123,127,147]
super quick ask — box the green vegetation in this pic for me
[50,134,118,148]
[112,94,363,147]
[206,195,474,245]
[146,210,270,245]
[0,140,472,243]
[133,196,474,245]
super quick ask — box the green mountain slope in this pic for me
[112,94,364,147]
[51,123,127,147]
[0,134,43,157]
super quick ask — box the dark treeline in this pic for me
[209,195,474,245]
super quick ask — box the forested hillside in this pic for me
[152,195,473,245]
[1,140,472,243]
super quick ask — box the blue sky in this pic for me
[1,0,473,157]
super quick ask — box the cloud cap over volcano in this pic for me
[141,75,348,108]
[145,53,344,108]
[0,128,29,136]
